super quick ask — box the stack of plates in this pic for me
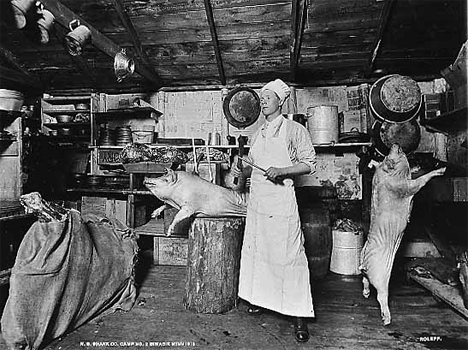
[99,127,115,146]
[87,176,103,188]
[115,126,132,146]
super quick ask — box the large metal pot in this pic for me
[369,74,422,123]
[372,119,421,156]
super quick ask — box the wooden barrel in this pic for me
[295,186,336,279]
[184,217,245,314]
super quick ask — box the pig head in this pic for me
[360,144,445,325]
[144,169,248,236]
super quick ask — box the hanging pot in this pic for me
[372,119,421,156]
[36,3,55,45]
[114,49,135,82]
[369,74,422,123]
[223,87,261,128]
[10,0,35,29]
[65,19,91,56]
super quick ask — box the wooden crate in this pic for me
[81,196,127,224]
[153,236,188,266]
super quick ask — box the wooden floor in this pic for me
[2,260,468,350]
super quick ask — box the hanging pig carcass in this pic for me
[360,144,446,325]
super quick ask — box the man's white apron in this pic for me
[238,120,314,317]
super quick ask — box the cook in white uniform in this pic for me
[236,79,316,343]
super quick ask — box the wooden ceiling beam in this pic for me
[290,0,307,82]
[0,46,43,92]
[203,0,226,85]
[366,0,396,76]
[111,0,162,82]
[39,0,163,88]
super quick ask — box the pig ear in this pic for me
[166,168,177,183]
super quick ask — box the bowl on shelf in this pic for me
[103,176,129,189]
[75,103,89,110]
[57,128,73,136]
[56,114,74,123]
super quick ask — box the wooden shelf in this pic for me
[89,142,372,149]
[421,106,467,133]
[44,122,90,129]
[43,109,90,115]
[96,107,161,118]
[67,188,153,195]
[0,134,17,142]
[43,96,91,103]
[314,142,372,148]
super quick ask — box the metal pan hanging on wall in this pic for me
[369,74,422,123]
[223,87,261,128]
[372,119,421,156]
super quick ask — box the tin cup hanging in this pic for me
[114,49,135,82]
[36,8,55,44]
[10,0,35,29]
[65,19,91,56]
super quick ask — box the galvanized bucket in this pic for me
[330,229,364,276]
[306,105,339,144]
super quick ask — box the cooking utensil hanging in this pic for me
[372,119,421,156]
[369,74,422,123]
[114,49,135,82]
[65,19,91,56]
[223,87,261,128]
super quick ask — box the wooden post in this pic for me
[184,217,245,314]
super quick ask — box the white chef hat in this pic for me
[261,79,291,105]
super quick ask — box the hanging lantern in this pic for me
[114,49,135,82]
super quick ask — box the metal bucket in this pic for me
[330,229,364,276]
[306,105,339,144]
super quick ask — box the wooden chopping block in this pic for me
[183,216,245,314]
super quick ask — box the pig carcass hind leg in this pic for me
[166,207,194,237]
[376,288,391,326]
[151,204,169,219]
[362,275,371,298]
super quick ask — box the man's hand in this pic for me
[264,167,285,182]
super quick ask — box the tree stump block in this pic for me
[183,217,245,314]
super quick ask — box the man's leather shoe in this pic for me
[294,317,309,342]
[246,304,263,315]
